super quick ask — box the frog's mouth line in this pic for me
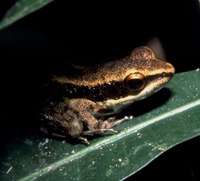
[147,72,174,83]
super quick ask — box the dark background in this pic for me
[0,0,200,180]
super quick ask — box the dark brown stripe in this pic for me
[50,81,124,101]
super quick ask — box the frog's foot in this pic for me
[82,128,118,136]
[102,115,133,128]
[78,129,116,145]
[82,115,133,136]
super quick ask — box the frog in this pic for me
[39,46,175,145]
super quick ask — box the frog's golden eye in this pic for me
[124,73,146,91]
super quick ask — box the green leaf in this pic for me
[0,0,54,30]
[1,69,200,180]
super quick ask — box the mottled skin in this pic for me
[40,46,175,145]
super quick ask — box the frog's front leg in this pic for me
[82,116,132,136]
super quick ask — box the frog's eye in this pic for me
[124,73,146,91]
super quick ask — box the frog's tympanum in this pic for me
[40,46,175,145]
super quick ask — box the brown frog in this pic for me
[40,46,175,145]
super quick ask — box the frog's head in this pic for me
[101,46,175,113]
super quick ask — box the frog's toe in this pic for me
[78,136,90,145]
